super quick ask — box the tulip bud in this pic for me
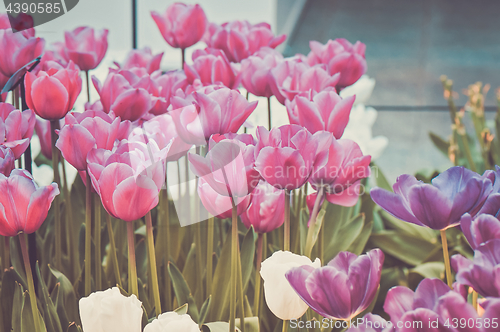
[64,26,108,71]
[260,251,321,320]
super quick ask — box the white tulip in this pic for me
[144,311,200,332]
[79,287,143,332]
[339,75,376,105]
[260,250,321,320]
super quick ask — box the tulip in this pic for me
[346,313,393,332]
[56,110,124,170]
[254,124,330,190]
[144,311,200,332]
[0,103,36,159]
[460,213,500,250]
[25,61,82,120]
[240,47,283,98]
[64,26,108,71]
[0,72,8,102]
[115,47,163,74]
[0,169,59,237]
[0,28,44,77]
[307,39,367,89]
[261,251,321,320]
[286,89,355,137]
[39,41,69,70]
[151,3,207,50]
[204,20,286,63]
[198,177,251,220]
[286,249,384,321]
[151,70,188,115]
[270,58,340,104]
[190,133,258,199]
[0,13,10,29]
[184,48,240,89]
[170,87,257,146]
[341,105,388,161]
[79,287,143,332]
[241,180,284,233]
[93,70,155,121]
[87,140,166,222]
[0,146,14,176]
[452,239,500,298]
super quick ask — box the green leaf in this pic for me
[174,303,189,315]
[21,290,47,332]
[36,262,63,332]
[12,282,24,332]
[237,317,259,332]
[202,322,241,332]
[240,227,256,289]
[49,266,80,326]
[1,268,27,332]
[429,132,450,158]
[379,210,437,241]
[410,262,445,279]
[199,296,211,326]
[168,262,199,322]
[372,162,393,192]
[347,220,374,255]
[209,232,232,321]
[324,213,364,262]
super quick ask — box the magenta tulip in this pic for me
[115,47,163,74]
[240,47,283,98]
[189,133,259,198]
[0,28,44,77]
[270,58,340,104]
[25,61,82,120]
[309,136,371,206]
[170,87,257,146]
[34,118,53,160]
[307,39,367,89]
[240,180,284,233]
[204,20,286,63]
[184,48,240,89]
[151,3,207,50]
[64,26,108,71]
[56,110,125,170]
[460,213,500,250]
[286,249,384,320]
[0,169,59,237]
[150,70,188,115]
[0,103,35,159]
[198,177,251,219]
[39,41,69,70]
[93,70,155,121]
[254,124,331,190]
[87,141,167,222]
[0,146,14,176]
[0,72,8,102]
[286,89,355,137]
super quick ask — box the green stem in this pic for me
[3,236,9,269]
[94,194,102,290]
[284,190,291,252]
[61,159,78,281]
[282,320,288,332]
[267,97,272,130]
[105,213,122,288]
[253,233,263,316]
[304,187,324,258]
[207,216,214,297]
[472,290,478,311]
[157,189,172,310]
[181,48,185,69]
[50,120,61,270]
[85,70,91,103]
[230,202,238,332]
[85,171,92,296]
[440,229,453,288]
[19,234,42,332]
[146,211,162,316]
[127,221,139,297]
[237,248,245,332]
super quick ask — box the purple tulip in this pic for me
[451,239,500,298]
[346,313,394,332]
[370,166,494,230]
[285,249,384,320]
[460,213,500,250]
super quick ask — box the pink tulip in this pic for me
[87,141,167,221]
[25,61,82,120]
[189,133,259,198]
[184,48,240,89]
[0,103,36,159]
[204,20,286,63]
[309,135,371,206]
[270,58,340,104]
[34,118,54,160]
[0,146,15,176]
[170,87,257,145]
[150,70,188,115]
[151,3,207,50]
[93,69,155,121]
[0,72,8,102]
[307,39,367,89]
[240,47,283,98]
[0,28,44,77]
[39,42,70,71]
[0,169,59,237]
[64,26,108,71]
[240,180,284,233]
[56,110,125,170]
[0,13,10,29]
[254,124,331,190]
[286,89,355,137]
[114,47,164,74]
[198,177,251,219]
[128,113,192,162]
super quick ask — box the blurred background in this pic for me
[26,0,500,182]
